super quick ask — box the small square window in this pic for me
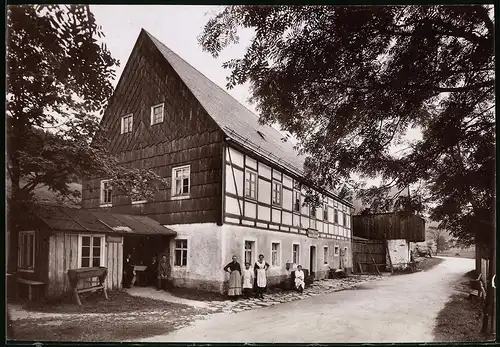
[151,103,164,125]
[172,166,190,197]
[121,114,133,134]
[334,245,340,256]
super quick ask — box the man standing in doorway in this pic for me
[157,254,169,291]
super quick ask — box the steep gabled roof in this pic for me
[144,30,306,176]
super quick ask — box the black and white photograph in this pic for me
[6,4,496,344]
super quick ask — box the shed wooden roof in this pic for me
[33,205,176,236]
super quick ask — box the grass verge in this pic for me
[433,271,495,342]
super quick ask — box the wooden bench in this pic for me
[16,278,45,301]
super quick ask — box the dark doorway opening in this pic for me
[309,246,316,279]
[122,235,171,287]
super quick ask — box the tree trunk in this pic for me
[481,242,496,335]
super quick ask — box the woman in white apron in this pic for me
[254,254,270,299]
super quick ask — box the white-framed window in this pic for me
[172,165,190,197]
[245,169,257,199]
[323,246,329,264]
[271,242,281,266]
[121,114,133,134]
[292,243,300,264]
[244,240,255,265]
[323,202,328,221]
[174,239,188,267]
[100,180,112,206]
[151,103,164,125]
[272,180,282,206]
[78,234,105,268]
[293,190,301,212]
[342,212,347,226]
[310,205,317,229]
[345,214,350,228]
[131,188,147,205]
[334,245,340,256]
[334,209,339,224]
[18,231,35,271]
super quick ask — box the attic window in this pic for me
[257,131,266,141]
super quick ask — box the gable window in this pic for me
[100,180,112,206]
[245,169,257,199]
[292,244,300,264]
[174,239,188,267]
[121,114,133,134]
[272,180,282,206]
[334,245,339,256]
[18,231,35,271]
[151,103,164,125]
[271,242,281,266]
[334,209,339,224]
[244,240,255,265]
[293,190,301,212]
[323,202,328,221]
[131,188,147,205]
[172,165,190,197]
[323,246,328,264]
[79,235,105,268]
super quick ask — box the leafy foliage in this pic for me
[199,5,495,247]
[6,5,167,211]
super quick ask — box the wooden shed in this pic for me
[10,204,176,299]
[352,212,425,242]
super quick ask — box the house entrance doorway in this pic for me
[123,235,171,287]
[309,246,316,279]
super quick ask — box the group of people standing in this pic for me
[223,254,306,300]
[122,253,170,290]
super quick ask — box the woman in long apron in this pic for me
[254,254,270,299]
[223,255,242,300]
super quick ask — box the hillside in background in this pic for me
[6,179,82,208]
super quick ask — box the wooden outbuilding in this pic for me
[352,212,425,242]
[9,204,176,300]
[352,212,425,271]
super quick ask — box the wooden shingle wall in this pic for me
[82,32,224,225]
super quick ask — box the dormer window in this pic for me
[151,103,164,125]
[121,114,133,134]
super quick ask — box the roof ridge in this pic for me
[143,30,294,141]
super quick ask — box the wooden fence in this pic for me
[352,238,386,273]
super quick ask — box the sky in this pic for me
[91,5,422,190]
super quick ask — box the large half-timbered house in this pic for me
[82,29,354,293]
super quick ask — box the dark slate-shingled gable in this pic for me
[144,29,307,175]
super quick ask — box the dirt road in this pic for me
[139,257,474,343]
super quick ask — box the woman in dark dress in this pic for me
[223,255,242,300]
